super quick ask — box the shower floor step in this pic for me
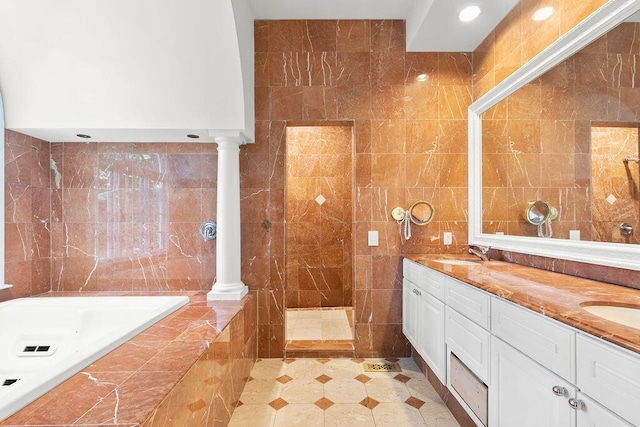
[285,339,355,358]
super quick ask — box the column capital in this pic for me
[213,136,244,146]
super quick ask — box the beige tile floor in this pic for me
[286,308,353,341]
[229,358,460,427]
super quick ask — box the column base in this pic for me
[207,283,249,301]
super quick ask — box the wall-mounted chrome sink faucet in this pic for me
[469,245,490,261]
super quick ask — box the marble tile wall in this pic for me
[285,125,353,308]
[2,130,51,302]
[49,142,218,292]
[249,20,472,357]
[473,0,609,98]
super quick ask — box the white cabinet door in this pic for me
[576,393,633,427]
[403,277,446,384]
[417,290,446,384]
[402,278,418,348]
[576,334,640,427]
[490,336,575,427]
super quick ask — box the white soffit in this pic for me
[406,0,521,52]
[251,0,520,52]
[249,0,414,19]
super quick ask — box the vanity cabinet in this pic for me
[402,260,446,383]
[402,260,640,427]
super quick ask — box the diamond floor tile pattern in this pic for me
[229,358,460,426]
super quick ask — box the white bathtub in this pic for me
[0,295,189,421]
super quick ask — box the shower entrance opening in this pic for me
[284,123,355,357]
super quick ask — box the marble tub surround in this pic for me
[1,292,257,426]
[405,254,640,354]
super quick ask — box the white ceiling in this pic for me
[250,0,520,52]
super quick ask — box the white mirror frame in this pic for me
[469,0,640,271]
[0,92,6,287]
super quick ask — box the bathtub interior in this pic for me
[0,295,189,421]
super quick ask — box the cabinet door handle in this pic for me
[551,385,567,396]
[568,398,584,410]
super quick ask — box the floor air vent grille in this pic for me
[362,361,401,372]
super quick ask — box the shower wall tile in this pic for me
[2,130,51,301]
[48,142,218,293]
[253,19,472,357]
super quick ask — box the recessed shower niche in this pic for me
[284,124,354,353]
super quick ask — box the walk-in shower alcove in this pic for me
[284,124,355,355]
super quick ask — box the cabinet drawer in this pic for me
[492,298,575,382]
[445,277,490,329]
[446,306,490,383]
[403,258,421,284]
[577,334,640,427]
[420,266,445,301]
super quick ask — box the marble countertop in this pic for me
[404,254,640,355]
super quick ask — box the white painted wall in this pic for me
[0,0,254,142]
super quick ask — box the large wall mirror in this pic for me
[0,93,5,287]
[469,0,640,271]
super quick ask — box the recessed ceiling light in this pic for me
[416,74,428,82]
[76,134,91,139]
[533,6,554,21]
[459,5,481,22]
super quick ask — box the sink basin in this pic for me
[432,259,479,266]
[582,304,640,330]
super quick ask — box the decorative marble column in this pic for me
[207,137,248,300]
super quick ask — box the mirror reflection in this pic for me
[408,200,435,225]
[481,16,640,244]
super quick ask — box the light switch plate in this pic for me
[443,232,452,245]
[368,231,379,246]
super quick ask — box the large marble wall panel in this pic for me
[50,142,218,292]
[251,20,473,358]
[3,130,51,301]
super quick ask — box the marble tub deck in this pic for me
[0,291,257,426]
[406,255,640,355]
